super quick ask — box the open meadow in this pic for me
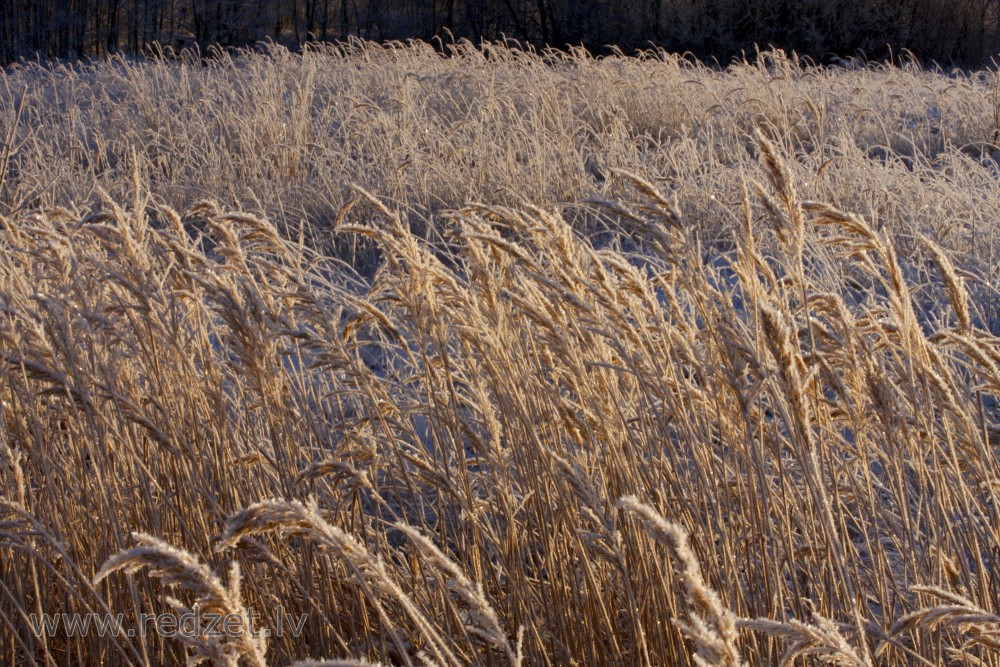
[2,41,1000,665]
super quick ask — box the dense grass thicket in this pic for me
[2,41,1000,665]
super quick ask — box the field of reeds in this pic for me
[2,40,1000,666]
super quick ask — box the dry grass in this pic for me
[1,42,999,291]
[1,41,1000,666]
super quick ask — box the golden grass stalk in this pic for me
[618,495,746,667]
[94,533,268,667]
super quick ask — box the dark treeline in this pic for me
[2,0,1000,66]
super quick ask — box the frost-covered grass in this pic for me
[2,42,999,281]
[2,41,1000,666]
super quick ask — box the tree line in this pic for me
[2,0,999,66]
